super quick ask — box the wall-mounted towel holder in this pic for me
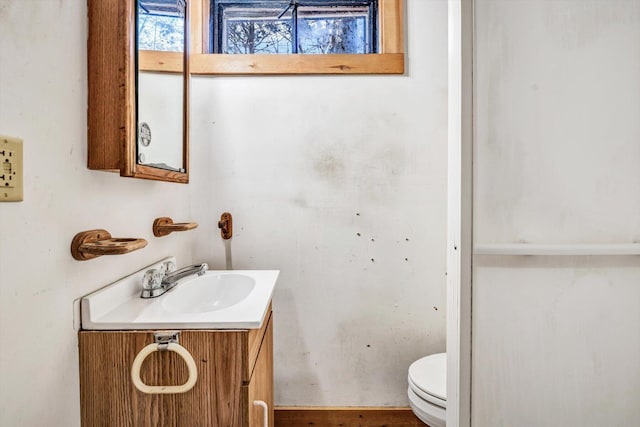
[71,229,147,261]
[153,217,198,237]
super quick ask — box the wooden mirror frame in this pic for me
[87,0,190,183]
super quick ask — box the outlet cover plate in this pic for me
[1,135,23,202]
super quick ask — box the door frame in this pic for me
[446,1,473,426]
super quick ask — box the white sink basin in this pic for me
[162,273,256,314]
[81,257,278,330]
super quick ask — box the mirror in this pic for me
[136,0,189,179]
[86,0,189,183]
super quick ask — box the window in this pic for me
[138,0,186,52]
[212,1,377,55]
[190,0,404,75]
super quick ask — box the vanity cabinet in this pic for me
[79,309,273,427]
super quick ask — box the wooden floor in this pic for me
[274,407,426,427]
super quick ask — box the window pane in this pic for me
[222,8,293,54]
[298,7,370,54]
[138,0,185,52]
[214,1,376,55]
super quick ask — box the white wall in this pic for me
[473,1,640,426]
[189,0,449,406]
[0,2,197,425]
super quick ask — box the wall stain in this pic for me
[313,152,346,187]
[307,126,407,202]
[291,195,309,209]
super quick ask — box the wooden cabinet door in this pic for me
[79,330,246,426]
[247,316,274,427]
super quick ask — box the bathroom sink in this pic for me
[81,257,278,330]
[162,273,256,314]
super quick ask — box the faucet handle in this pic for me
[141,268,164,298]
[161,260,177,275]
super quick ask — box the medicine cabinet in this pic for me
[87,0,190,183]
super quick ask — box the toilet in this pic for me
[407,353,446,427]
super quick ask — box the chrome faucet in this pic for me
[141,261,208,298]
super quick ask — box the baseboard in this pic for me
[274,407,425,427]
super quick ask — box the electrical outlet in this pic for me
[1,135,23,202]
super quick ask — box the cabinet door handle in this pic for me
[131,342,198,394]
[253,400,269,427]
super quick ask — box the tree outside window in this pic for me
[213,1,377,55]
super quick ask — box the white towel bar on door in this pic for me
[474,243,640,256]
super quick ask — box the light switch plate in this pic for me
[1,135,23,202]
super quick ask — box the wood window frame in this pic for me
[188,0,404,75]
